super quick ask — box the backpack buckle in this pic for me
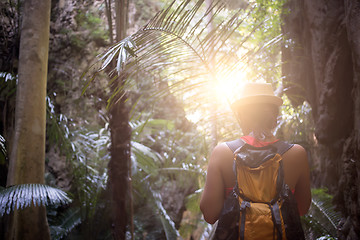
[239,200,250,211]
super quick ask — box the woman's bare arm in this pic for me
[292,144,312,216]
[200,143,232,224]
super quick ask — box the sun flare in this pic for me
[211,70,247,108]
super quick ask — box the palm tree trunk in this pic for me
[6,0,51,239]
[108,97,131,239]
[108,0,131,239]
[105,0,114,44]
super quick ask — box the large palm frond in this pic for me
[85,0,281,122]
[0,183,71,216]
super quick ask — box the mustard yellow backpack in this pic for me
[214,139,305,240]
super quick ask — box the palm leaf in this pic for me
[83,0,285,144]
[131,141,162,176]
[0,183,72,216]
[86,0,274,110]
[49,207,82,240]
[0,134,6,165]
[130,118,175,137]
[150,187,180,239]
[158,167,204,175]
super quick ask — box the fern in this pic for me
[49,207,81,240]
[0,183,71,216]
[311,198,340,232]
[302,188,341,239]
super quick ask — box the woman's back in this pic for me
[200,82,311,227]
[200,138,311,224]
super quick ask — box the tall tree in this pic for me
[107,0,131,239]
[5,0,51,239]
[282,0,360,239]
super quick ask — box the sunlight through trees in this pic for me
[1,0,357,239]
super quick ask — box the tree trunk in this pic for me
[282,0,360,238]
[107,0,131,239]
[6,0,51,239]
[108,96,131,239]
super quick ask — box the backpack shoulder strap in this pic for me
[226,139,245,191]
[272,140,294,155]
[272,140,294,203]
[226,139,246,153]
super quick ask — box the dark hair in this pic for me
[236,104,279,141]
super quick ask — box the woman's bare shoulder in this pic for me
[212,142,235,156]
[283,143,308,167]
[209,142,234,165]
[288,144,307,157]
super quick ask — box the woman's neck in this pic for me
[246,131,277,142]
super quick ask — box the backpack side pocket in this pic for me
[214,191,240,240]
[281,185,305,240]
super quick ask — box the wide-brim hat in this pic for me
[231,82,283,110]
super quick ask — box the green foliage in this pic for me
[45,122,112,238]
[69,34,87,50]
[80,1,291,238]
[70,125,110,219]
[48,207,82,240]
[0,72,17,100]
[44,109,203,238]
[179,191,204,238]
[132,193,170,239]
[153,189,180,239]
[53,0,320,239]
[46,96,74,160]
[133,0,166,27]
[130,117,206,239]
[131,180,182,240]
[132,141,162,176]
[243,0,286,83]
[0,184,71,217]
[75,11,108,45]
[302,188,341,239]
[0,73,17,153]
[98,37,137,75]
[84,0,283,138]
[131,117,205,181]
[276,99,314,146]
[43,96,112,237]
